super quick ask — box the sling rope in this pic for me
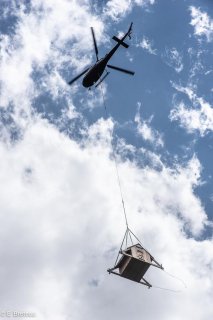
[152,269,187,293]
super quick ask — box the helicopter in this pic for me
[68,23,135,88]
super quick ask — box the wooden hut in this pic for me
[108,243,163,288]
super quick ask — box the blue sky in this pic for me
[72,0,213,223]
[0,0,213,319]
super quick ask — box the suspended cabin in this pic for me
[108,243,163,288]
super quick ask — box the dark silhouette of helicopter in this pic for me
[68,23,134,88]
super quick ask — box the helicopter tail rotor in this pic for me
[112,36,129,48]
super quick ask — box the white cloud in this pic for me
[187,48,212,81]
[104,0,132,20]
[137,36,157,55]
[171,83,197,101]
[190,6,213,42]
[170,100,213,136]
[79,82,108,111]
[170,83,213,136]
[104,0,155,20]
[205,70,213,76]
[135,103,164,147]
[0,117,212,319]
[162,47,183,73]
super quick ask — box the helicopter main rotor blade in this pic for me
[107,64,135,75]
[68,67,90,85]
[91,27,99,61]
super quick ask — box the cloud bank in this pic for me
[0,116,213,319]
[170,83,213,136]
[190,6,213,42]
[0,1,213,320]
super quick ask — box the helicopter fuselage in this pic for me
[82,58,108,87]
[82,40,122,88]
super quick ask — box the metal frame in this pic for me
[107,228,164,288]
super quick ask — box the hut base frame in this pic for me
[108,269,152,288]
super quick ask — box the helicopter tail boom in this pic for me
[112,36,129,48]
[127,22,133,39]
[128,22,133,33]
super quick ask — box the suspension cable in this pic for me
[100,82,129,230]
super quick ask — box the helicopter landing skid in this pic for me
[95,71,110,88]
